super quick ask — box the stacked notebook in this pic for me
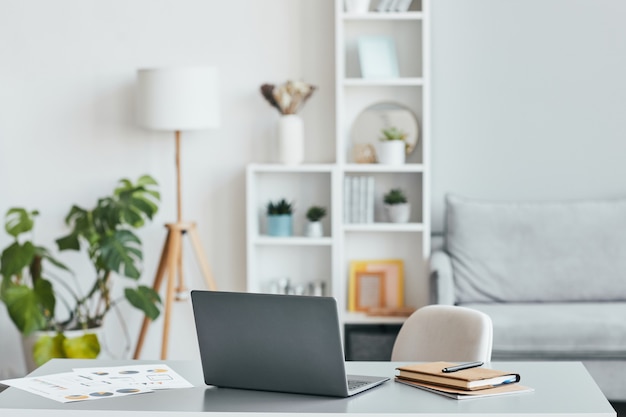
[395,361,533,400]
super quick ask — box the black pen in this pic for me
[441,361,484,373]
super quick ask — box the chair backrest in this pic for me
[391,305,493,362]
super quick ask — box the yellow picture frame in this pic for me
[348,259,404,312]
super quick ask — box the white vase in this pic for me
[385,203,411,223]
[377,141,406,165]
[277,114,304,165]
[305,221,324,238]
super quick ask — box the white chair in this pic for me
[391,305,493,362]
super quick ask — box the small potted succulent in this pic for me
[383,188,410,223]
[305,206,327,238]
[377,126,407,165]
[266,199,294,236]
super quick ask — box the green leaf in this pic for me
[34,246,71,272]
[33,333,66,366]
[55,232,81,251]
[0,241,36,278]
[63,333,100,359]
[98,230,142,279]
[5,208,37,237]
[125,286,161,320]
[34,278,56,318]
[2,279,54,335]
[136,175,158,186]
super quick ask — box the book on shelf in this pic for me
[375,0,394,12]
[343,176,375,224]
[351,176,360,223]
[343,176,351,223]
[395,378,533,400]
[395,362,520,391]
[393,0,413,12]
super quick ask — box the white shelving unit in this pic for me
[246,0,430,329]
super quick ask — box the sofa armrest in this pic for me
[429,250,455,305]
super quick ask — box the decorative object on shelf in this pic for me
[357,36,399,79]
[354,270,386,312]
[266,199,294,236]
[344,176,375,224]
[376,0,413,12]
[268,278,326,296]
[135,67,219,360]
[305,206,327,238]
[348,259,404,313]
[378,126,407,165]
[353,143,376,164]
[345,0,371,13]
[0,177,162,370]
[350,102,419,163]
[260,80,317,165]
[384,188,411,223]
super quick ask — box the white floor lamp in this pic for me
[134,66,219,359]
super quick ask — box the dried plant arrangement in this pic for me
[260,80,317,115]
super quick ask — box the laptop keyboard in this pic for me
[348,379,370,391]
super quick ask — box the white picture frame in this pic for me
[357,36,399,79]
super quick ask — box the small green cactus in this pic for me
[267,199,293,215]
[306,206,327,222]
[383,188,407,205]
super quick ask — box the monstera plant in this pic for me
[0,175,163,367]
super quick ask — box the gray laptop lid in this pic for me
[191,291,387,397]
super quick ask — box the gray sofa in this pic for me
[431,194,626,400]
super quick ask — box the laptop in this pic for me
[190,290,389,397]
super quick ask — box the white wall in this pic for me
[3,0,626,377]
[430,0,626,231]
[0,0,334,377]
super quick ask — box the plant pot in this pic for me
[277,114,304,165]
[267,214,293,236]
[385,203,411,223]
[377,141,406,165]
[21,327,103,372]
[305,221,324,238]
[345,0,371,13]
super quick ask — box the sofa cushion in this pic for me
[445,194,626,303]
[464,302,626,359]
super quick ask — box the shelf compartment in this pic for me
[343,77,423,87]
[248,163,334,173]
[344,19,423,79]
[343,223,424,232]
[343,312,408,325]
[249,245,332,295]
[343,163,424,173]
[254,236,333,246]
[342,11,423,21]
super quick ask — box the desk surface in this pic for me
[0,359,616,416]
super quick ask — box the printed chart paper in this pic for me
[0,371,153,403]
[72,363,194,390]
[1,363,193,403]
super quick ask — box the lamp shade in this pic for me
[136,66,220,131]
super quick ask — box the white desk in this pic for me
[0,359,616,416]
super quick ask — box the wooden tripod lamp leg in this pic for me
[188,224,217,291]
[133,229,172,359]
[161,227,182,359]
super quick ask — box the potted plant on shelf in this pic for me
[383,188,410,223]
[0,175,163,370]
[266,199,294,237]
[305,206,327,238]
[377,126,407,165]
